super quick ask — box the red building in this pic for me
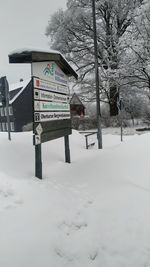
[70,93,85,117]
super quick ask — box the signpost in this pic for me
[32,63,72,179]
[9,49,78,179]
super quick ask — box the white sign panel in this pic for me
[34,112,70,122]
[32,62,69,86]
[34,89,69,103]
[34,101,70,111]
[33,78,69,94]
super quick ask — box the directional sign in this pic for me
[33,78,69,94]
[34,101,70,111]
[34,111,70,122]
[32,63,71,148]
[34,89,69,103]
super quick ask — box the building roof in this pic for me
[9,48,78,80]
[0,79,31,107]
[70,93,85,106]
[9,79,31,104]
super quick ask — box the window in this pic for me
[6,123,8,131]
[0,123,2,131]
[9,106,13,116]
[4,107,7,116]
[0,108,4,116]
[10,122,15,131]
[2,123,6,131]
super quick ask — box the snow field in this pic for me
[0,130,150,266]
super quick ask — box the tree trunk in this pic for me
[109,84,119,116]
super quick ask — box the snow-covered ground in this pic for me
[0,129,150,267]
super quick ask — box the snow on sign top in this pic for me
[8,48,78,80]
[8,47,61,57]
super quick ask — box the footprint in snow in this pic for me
[0,187,23,212]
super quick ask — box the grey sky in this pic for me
[0,0,66,83]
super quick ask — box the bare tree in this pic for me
[46,0,143,116]
[120,0,150,92]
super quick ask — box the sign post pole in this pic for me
[35,144,42,179]
[64,135,71,163]
[0,76,11,141]
[5,78,11,141]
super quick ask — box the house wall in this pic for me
[70,104,85,117]
[12,81,32,132]
[0,81,33,132]
[0,106,15,132]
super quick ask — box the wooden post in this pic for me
[35,144,42,179]
[64,135,71,163]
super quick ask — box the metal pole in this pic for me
[91,0,102,149]
[64,135,71,163]
[5,78,11,141]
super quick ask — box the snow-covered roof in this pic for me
[9,47,60,56]
[9,79,31,104]
[9,79,30,92]
[9,48,78,80]
[70,93,85,106]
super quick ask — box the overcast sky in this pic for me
[0,0,67,84]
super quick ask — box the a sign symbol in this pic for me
[34,113,40,122]
[34,89,40,99]
[35,135,41,145]
[34,101,40,111]
[35,79,40,87]
[36,123,43,135]
[43,63,55,76]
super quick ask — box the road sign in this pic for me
[33,78,69,94]
[34,100,70,112]
[32,61,72,178]
[34,111,70,122]
[34,89,69,103]
[9,49,78,179]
